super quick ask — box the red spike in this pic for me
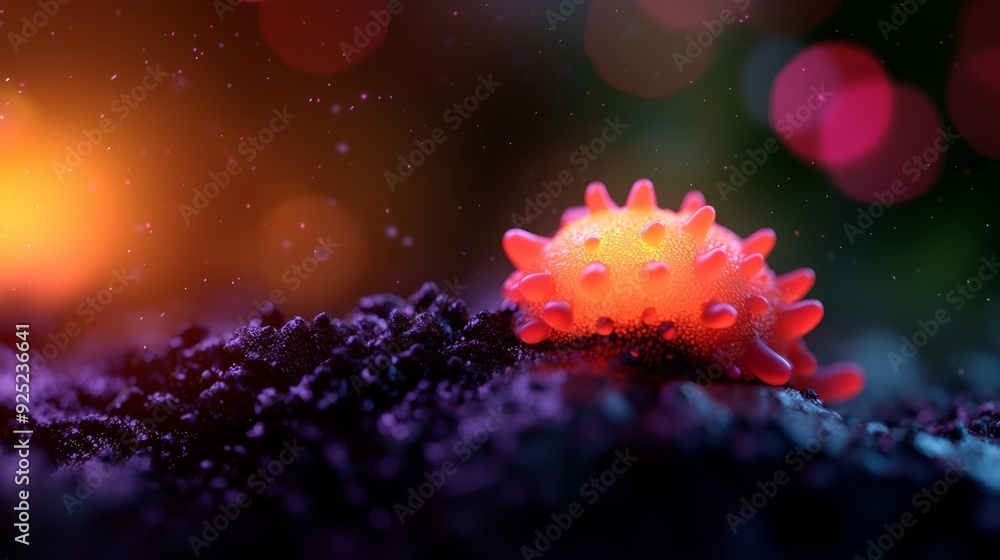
[502,270,523,293]
[641,220,666,247]
[775,268,816,303]
[693,247,728,282]
[701,301,738,329]
[658,321,677,340]
[679,190,706,214]
[580,261,612,299]
[787,339,818,376]
[595,317,614,336]
[774,300,824,339]
[560,205,588,226]
[519,272,556,302]
[517,319,551,344]
[502,271,526,302]
[505,282,526,303]
[791,362,865,403]
[584,182,617,213]
[742,228,776,258]
[502,229,549,270]
[742,335,791,385]
[541,301,574,331]
[746,294,770,314]
[625,178,657,210]
[683,205,716,241]
[739,253,765,279]
[640,261,670,295]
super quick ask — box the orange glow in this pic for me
[249,191,369,313]
[0,90,128,302]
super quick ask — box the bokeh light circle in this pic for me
[0,157,127,300]
[953,0,1000,58]
[826,85,945,203]
[584,0,716,98]
[769,41,894,167]
[252,193,368,311]
[947,47,1000,160]
[259,0,391,76]
[946,0,1000,161]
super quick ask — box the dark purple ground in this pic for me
[2,282,999,559]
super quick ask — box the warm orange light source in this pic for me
[0,89,129,302]
[0,158,127,300]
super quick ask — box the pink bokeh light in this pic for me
[769,41,894,168]
[826,85,946,204]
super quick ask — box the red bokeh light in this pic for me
[826,85,946,203]
[634,0,748,32]
[953,0,1000,58]
[258,0,391,76]
[769,41,894,167]
[946,0,1000,161]
[947,47,1000,161]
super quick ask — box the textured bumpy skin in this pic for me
[501,179,865,402]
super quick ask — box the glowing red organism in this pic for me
[501,179,865,402]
